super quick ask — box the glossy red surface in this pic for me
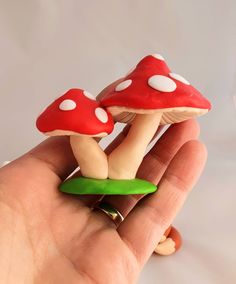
[101,55,212,110]
[36,89,114,136]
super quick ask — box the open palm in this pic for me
[0,119,206,284]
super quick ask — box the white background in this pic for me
[0,1,236,283]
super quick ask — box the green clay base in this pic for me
[59,177,157,195]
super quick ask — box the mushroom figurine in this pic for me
[36,88,156,195]
[36,88,113,184]
[154,226,182,256]
[100,54,211,181]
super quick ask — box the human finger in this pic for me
[117,140,207,266]
[100,119,200,220]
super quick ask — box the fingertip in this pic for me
[181,139,208,165]
[171,119,200,138]
[163,139,208,193]
[189,119,200,138]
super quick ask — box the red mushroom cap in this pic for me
[36,89,114,137]
[100,54,211,124]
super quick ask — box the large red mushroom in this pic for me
[100,54,211,179]
[36,89,114,179]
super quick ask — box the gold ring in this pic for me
[93,201,124,226]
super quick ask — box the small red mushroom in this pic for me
[100,54,211,179]
[36,89,114,179]
[154,226,182,256]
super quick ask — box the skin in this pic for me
[0,119,207,284]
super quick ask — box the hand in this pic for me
[0,119,206,284]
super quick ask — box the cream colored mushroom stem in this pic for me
[108,112,162,179]
[70,136,108,179]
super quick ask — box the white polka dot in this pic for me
[169,73,190,85]
[59,99,76,111]
[115,79,132,92]
[95,108,108,123]
[152,54,165,61]
[83,90,96,100]
[148,75,176,92]
[125,66,136,76]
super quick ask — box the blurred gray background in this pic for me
[0,1,236,283]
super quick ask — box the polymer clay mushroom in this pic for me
[36,89,114,179]
[154,226,182,256]
[100,54,211,179]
